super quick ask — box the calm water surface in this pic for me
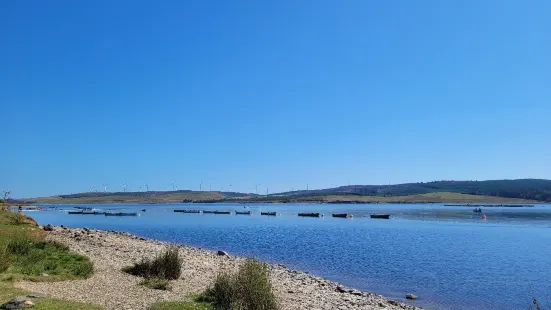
[25,203,551,310]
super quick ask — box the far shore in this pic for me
[18,225,421,310]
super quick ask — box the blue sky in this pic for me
[1,0,550,197]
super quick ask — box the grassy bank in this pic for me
[0,210,102,309]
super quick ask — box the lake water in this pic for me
[24,203,551,310]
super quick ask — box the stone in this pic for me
[40,273,49,277]
[350,289,363,296]
[405,293,417,300]
[217,250,229,256]
[43,224,54,232]
[336,285,347,293]
[0,297,35,309]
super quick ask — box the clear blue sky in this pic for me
[1,0,550,198]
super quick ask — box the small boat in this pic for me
[370,214,390,219]
[298,213,320,217]
[141,209,146,212]
[68,211,83,214]
[174,209,201,213]
[202,210,216,214]
[332,213,348,218]
[260,212,276,216]
[235,211,252,215]
[214,211,231,215]
[104,212,138,216]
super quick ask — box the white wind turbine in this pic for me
[102,184,108,192]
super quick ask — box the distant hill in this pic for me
[21,179,551,204]
[281,179,551,202]
[25,190,253,204]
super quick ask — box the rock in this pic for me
[336,285,347,293]
[43,224,54,232]
[0,297,35,309]
[287,290,294,293]
[217,250,229,256]
[40,273,49,277]
[405,294,417,300]
[350,289,363,296]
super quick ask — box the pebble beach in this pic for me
[17,226,421,310]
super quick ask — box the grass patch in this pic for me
[6,212,30,225]
[0,282,104,310]
[0,211,103,310]
[139,278,169,290]
[0,210,93,281]
[123,246,182,280]
[201,259,279,310]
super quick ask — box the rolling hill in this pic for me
[18,179,551,204]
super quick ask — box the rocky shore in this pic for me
[17,226,421,310]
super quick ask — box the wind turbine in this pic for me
[145,184,149,191]
[122,182,128,192]
[169,181,175,191]
[102,184,108,192]
[138,185,143,192]
[255,184,260,195]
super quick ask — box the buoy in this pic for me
[349,214,353,218]
[482,215,487,220]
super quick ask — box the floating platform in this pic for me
[261,212,276,216]
[235,211,252,215]
[174,210,201,213]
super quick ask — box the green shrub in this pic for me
[123,246,182,280]
[140,278,169,290]
[203,259,278,310]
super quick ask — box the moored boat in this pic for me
[174,209,201,213]
[202,210,216,214]
[370,214,390,219]
[67,211,83,214]
[298,213,320,217]
[214,211,231,215]
[332,213,348,218]
[260,212,276,216]
[235,211,252,215]
[104,212,138,216]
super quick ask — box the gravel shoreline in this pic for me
[17,226,421,310]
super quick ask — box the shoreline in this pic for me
[17,225,421,310]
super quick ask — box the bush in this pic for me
[203,259,279,310]
[123,246,182,280]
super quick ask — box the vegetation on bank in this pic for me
[129,254,278,310]
[0,210,102,309]
[198,259,279,310]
